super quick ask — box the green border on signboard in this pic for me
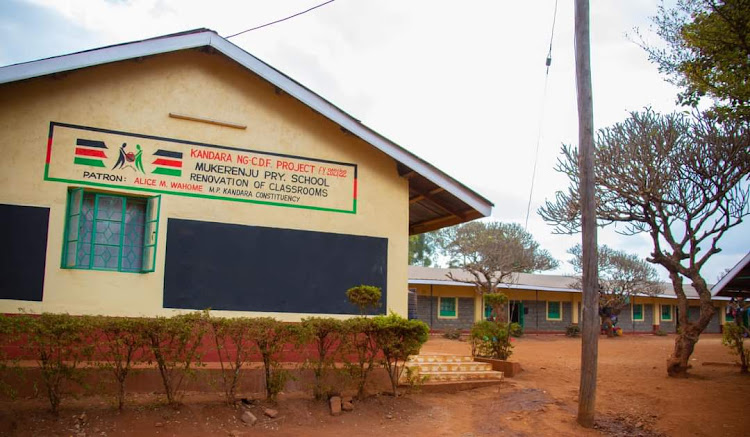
[44,122,358,214]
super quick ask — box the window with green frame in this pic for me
[484,303,492,319]
[547,301,561,320]
[632,303,644,321]
[661,304,672,321]
[62,188,161,273]
[439,297,457,318]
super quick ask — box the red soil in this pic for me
[1,333,747,436]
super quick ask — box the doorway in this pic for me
[509,300,525,327]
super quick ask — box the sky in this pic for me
[1,0,747,283]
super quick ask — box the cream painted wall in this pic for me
[0,50,409,319]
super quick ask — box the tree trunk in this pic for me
[494,304,508,323]
[666,273,716,377]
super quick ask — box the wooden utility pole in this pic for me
[575,0,599,428]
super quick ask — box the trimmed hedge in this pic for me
[0,311,428,412]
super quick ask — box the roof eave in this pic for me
[711,252,750,297]
[0,32,213,85]
[0,29,493,222]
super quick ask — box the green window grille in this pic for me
[633,304,644,321]
[439,297,457,318]
[726,310,734,322]
[547,301,561,320]
[484,303,492,319]
[661,304,672,321]
[62,189,160,273]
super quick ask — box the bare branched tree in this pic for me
[439,221,559,322]
[569,244,662,337]
[539,108,750,377]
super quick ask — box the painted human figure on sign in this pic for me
[135,144,145,173]
[112,142,127,170]
[112,142,141,172]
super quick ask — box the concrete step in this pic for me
[408,362,493,373]
[402,379,504,393]
[407,354,473,364]
[404,354,505,386]
[418,370,504,382]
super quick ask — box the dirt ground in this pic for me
[1,333,748,437]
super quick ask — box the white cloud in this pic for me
[4,0,748,282]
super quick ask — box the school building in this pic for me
[408,265,735,334]
[0,29,492,320]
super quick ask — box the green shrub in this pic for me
[246,318,297,401]
[0,314,29,400]
[26,313,96,414]
[346,285,382,315]
[341,317,379,399]
[206,313,258,404]
[142,312,206,405]
[510,325,524,337]
[442,328,462,340]
[402,365,429,392]
[565,324,581,338]
[722,322,749,374]
[95,316,146,410]
[470,321,519,360]
[299,317,345,400]
[372,314,429,396]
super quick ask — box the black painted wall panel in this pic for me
[0,204,49,302]
[163,218,388,314]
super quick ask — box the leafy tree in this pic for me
[640,0,750,121]
[539,108,750,377]
[439,221,558,322]
[568,245,662,337]
[408,232,439,266]
[484,293,509,323]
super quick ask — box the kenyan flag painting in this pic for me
[74,139,108,167]
[152,149,183,177]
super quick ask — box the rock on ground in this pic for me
[241,411,257,426]
[330,396,342,416]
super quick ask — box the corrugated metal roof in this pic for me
[408,265,718,300]
[0,28,492,233]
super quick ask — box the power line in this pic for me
[524,0,559,230]
[225,0,336,39]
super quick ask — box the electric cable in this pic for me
[226,0,336,39]
[524,0,559,230]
